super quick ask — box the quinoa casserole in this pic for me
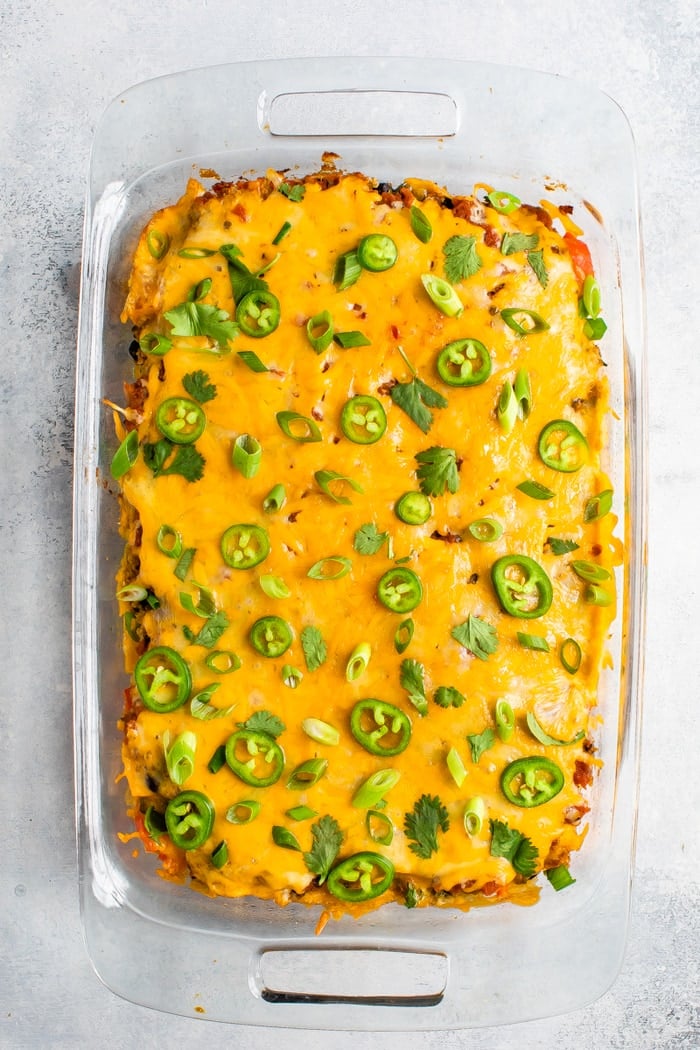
[110,163,620,926]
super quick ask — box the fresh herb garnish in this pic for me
[353,522,389,555]
[415,446,459,497]
[237,350,269,373]
[237,710,286,739]
[443,234,482,283]
[400,658,428,717]
[409,204,432,244]
[143,440,205,482]
[467,727,495,763]
[390,376,448,434]
[164,301,238,350]
[182,370,217,403]
[451,615,498,661]
[404,794,450,859]
[271,826,302,851]
[219,243,270,303]
[191,610,229,648]
[434,685,466,709]
[489,818,539,877]
[404,882,419,908]
[279,182,306,202]
[547,537,580,556]
[301,625,327,672]
[500,232,539,255]
[527,249,549,288]
[303,814,343,884]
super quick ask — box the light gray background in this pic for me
[1,1,698,1047]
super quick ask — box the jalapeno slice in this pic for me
[500,756,565,808]
[236,290,281,338]
[221,524,270,569]
[377,567,423,613]
[538,419,588,472]
[134,646,191,712]
[225,729,285,787]
[491,555,553,619]
[340,395,387,444]
[436,338,492,387]
[350,699,412,756]
[249,616,293,658]
[394,492,432,525]
[357,234,398,272]
[165,790,215,849]
[155,397,206,445]
[327,851,395,902]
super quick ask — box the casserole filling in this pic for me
[113,166,619,920]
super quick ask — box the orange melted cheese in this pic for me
[116,169,619,918]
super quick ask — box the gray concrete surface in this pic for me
[1,1,698,1047]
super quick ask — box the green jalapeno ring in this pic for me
[236,290,281,338]
[248,615,293,658]
[436,338,492,387]
[134,646,191,712]
[357,234,398,272]
[538,419,588,473]
[500,756,565,808]
[394,492,432,526]
[220,523,271,570]
[350,699,412,756]
[165,790,215,850]
[327,851,395,902]
[155,397,206,445]
[491,555,553,619]
[224,729,285,787]
[340,395,387,445]
[377,567,423,613]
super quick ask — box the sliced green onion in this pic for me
[546,865,576,891]
[174,547,196,582]
[366,810,394,846]
[287,758,328,790]
[179,582,216,619]
[276,411,322,443]
[514,369,532,418]
[446,746,467,788]
[301,718,340,746]
[282,664,303,689]
[272,221,292,245]
[314,469,363,505]
[259,574,291,599]
[583,317,607,340]
[394,618,414,654]
[486,190,521,214]
[560,637,582,675]
[178,246,216,258]
[352,768,401,809]
[333,330,372,349]
[410,204,433,243]
[272,825,302,851]
[156,525,183,559]
[306,310,334,354]
[345,642,371,682]
[163,730,197,787]
[190,686,235,721]
[144,805,166,843]
[116,584,148,602]
[286,805,317,821]
[139,332,173,356]
[467,518,503,542]
[495,699,515,742]
[110,430,139,479]
[526,711,585,746]
[584,489,613,522]
[211,840,228,868]
[256,252,281,277]
[205,650,241,675]
[307,556,352,580]
[500,307,550,335]
[237,350,269,373]
[497,380,518,433]
[147,229,170,259]
[421,274,464,317]
[517,632,550,652]
[232,434,262,478]
[584,583,613,606]
[188,277,212,302]
[517,480,555,500]
[207,744,227,775]
[263,483,286,513]
[582,276,601,318]
[226,800,261,824]
[463,797,486,836]
[571,560,611,583]
[333,249,362,290]
[123,611,142,642]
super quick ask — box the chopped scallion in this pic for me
[497,380,518,433]
[307,556,352,580]
[560,637,582,675]
[517,632,550,652]
[156,524,183,559]
[351,768,401,809]
[345,642,371,682]
[333,330,371,349]
[495,698,515,742]
[463,796,486,836]
[366,810,394,846]
[276,411,322,443]
[306,310,334,354]
[446,746,467,788]
[287,758,328,790]
[263,483,286,513]
[314,469,363,505]
[301,718,340,746]
[232,433,262,478]
[421,273,464,317]
[259,574,291,599]
[226,800,261,824]
[546,865,576,891]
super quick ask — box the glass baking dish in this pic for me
[73,57,646,1030]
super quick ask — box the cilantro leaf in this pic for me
[390,377,448,434]
[404,882,420,908]
[143,440,205,483]
[547,537,580,556]
[237,710,285,739]
[404,794,450,859]
[467,727,495,763]
[279,182,306,202]
[489,818,539,878]
[451,615,498,661]
[182,369,217,403]
[500,232,539,256]
[415,446,459,497]
[164,301,238,351]
[353,522,389,555]
[301,625,327,672]
[527,248,549,288]
[400,658,428,716]
[219,244,270,304]
[191,609,229,648]
[303,814,343,884]
[434,685,465,709]
[443,235,482,283]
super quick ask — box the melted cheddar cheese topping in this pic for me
[116,169,619,919]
